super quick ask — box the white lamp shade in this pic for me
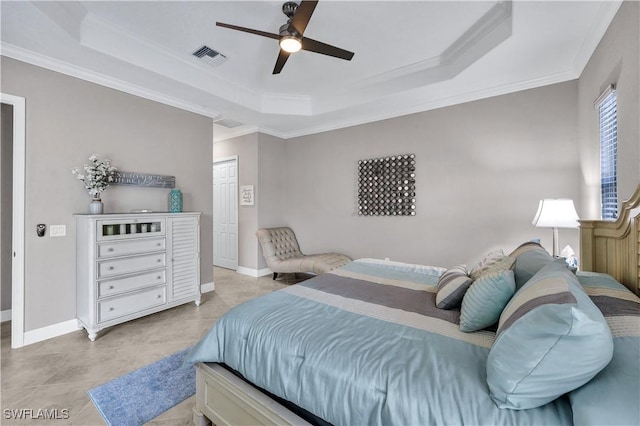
[532,199,580,228]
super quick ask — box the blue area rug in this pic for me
[88,347,195,426]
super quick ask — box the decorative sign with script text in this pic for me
[112,172,176,188]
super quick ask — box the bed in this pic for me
[187,189,640,426]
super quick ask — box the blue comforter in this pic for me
[187,259,639,425]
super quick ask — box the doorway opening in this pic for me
[213,156,238,271]
[1,104,14,328]
[1,93,26,348]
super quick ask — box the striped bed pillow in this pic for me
[459,256,516,332]
[508,241,553,290]
[435,265,473,309]
[459,269,515,332]
[487,260,613,410]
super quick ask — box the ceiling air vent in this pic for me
[192,45,228,67]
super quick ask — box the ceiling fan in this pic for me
[216,0,354,74]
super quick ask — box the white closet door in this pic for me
[213,159,238,270]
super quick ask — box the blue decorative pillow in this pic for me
[436,265,472,309]
[486,260,613,410]
[459,269,515,332]
[508,241,553,290]
[568,272,640,426]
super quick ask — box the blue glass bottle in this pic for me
[169,188,183,212]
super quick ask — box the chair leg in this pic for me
[273,272,278,280]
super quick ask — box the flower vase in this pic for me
[169,188,183,213]
[89,197,104,214]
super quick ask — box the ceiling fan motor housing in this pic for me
[282,1,299,19]
[279,23,300,37]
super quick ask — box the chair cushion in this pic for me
[256,227,303,264]
[256,227,351,275]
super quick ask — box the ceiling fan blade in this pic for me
[216,22,279,40]
[289,0,318,35]
[301,37,354,61]
[273,50,291,74]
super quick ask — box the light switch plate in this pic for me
[50,225,66,237]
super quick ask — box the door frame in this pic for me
[1,93,26,348]
[213,156,239,270]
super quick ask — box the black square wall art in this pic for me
[358,154,416,216]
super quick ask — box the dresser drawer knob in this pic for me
[107,248,114,252]
[108,266,115,271]
[108,285,115,290]
[157,259,162,263]
[157,276,162,280]
[109,307,115,312]
[157,294,162,299]
[157,243,162,247]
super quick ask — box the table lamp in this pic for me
[532,199,580,257]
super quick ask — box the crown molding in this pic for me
[261,93,312,116]
[256,68,579,140]
[570,1,623,76]
[213,124,260,143]
[350,1,511,91]
[1,43,220,118]
[1,40,580,143]
[311,0,512,116]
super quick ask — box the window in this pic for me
[596,85,617,220]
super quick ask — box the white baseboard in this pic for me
[236,266,272,278]
[257,268,272,277]
[1,309,11,322]
[20,287,215,346]
[23,319,82,346]
[201,282,215,293]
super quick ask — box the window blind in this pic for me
[597,88,618,220]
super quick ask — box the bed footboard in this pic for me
[195,362,310,426]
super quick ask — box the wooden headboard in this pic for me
[580,184,640,296]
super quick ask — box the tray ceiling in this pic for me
[0,1,622,139]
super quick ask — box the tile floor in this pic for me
[1,268,310,425]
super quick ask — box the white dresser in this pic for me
[75,212,201,341]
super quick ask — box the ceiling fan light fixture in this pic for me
[279,35,302,53]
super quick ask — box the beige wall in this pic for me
[256,133,286,270]
[1,57,213,331]
[210,2,639,272]
[213,132,287,271]
[216,82,581,271]
[1,103,13,311]
[213,133,260,270]
[205,1,636,275]
[283,81,581,267]
[578,0,639,218]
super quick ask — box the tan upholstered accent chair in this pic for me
[256,227,351,280]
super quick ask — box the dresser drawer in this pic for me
[98,253,166,278]
[98,286,166,323]
[98,270,166,298]
[98,237,165,259]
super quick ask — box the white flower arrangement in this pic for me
[71,154,118,198]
